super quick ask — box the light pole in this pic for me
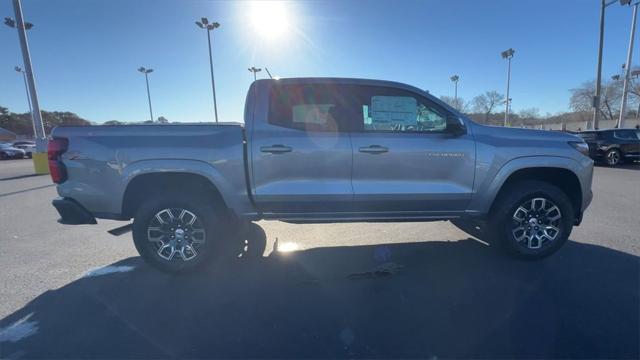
[137,67,154,122]
[450,75,459,104]
[618,1,639,129]
[4,0,48,174]
[501,48,515,126]
[629,69,640,120]
[593,0,633,130]
[14,66,34,137]
[248,67,262,81]
[195,18,220,123]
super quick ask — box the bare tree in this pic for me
[570,80,621,120]
[439,96,468,113]
[472,91,505,122]
[517,107,540,127]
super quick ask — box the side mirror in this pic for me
[446,116,466,136]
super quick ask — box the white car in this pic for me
[12,141,36,158]
[0,143,26,159]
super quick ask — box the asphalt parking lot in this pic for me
[0,159,638,359]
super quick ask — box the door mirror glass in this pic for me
[446,116,466,136]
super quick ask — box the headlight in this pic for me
[569,141,590,157]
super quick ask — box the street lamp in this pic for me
[137,67,154,122]
[248,67,262,81]
[593,0,633,130]
[501,48,515,126]
[195,17,220,123]
[618,0,639,129]
[450,75,459,103]
[4,0,48,175]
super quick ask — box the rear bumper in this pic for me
[52,197,97,225]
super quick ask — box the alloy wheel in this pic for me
[607,150,620,166]
[147,208,206,261]
[511,197,562,250]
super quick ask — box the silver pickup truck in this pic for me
[49,78,593,273]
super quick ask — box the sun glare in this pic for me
[250,1,290,40]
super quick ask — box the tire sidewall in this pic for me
[132,197,222,274]
[490,181,574,259]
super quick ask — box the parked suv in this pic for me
[578,129,640,166]
[49,78,594,273]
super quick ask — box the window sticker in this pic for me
[370,96,417,128]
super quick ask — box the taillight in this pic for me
[48,138,69,183]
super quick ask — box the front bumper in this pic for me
[52,197,97,225]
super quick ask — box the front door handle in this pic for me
[260,145,292,154]
[359,145,389,154]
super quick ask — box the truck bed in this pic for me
[52,124,251,219]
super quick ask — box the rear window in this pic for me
[268,84,360,132]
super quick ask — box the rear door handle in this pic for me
[359,145,389,154]
[260,145,292,154]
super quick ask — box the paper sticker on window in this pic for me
[370,96,417,127]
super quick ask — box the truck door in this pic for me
[349,85,475,214]
[250,82,354,214]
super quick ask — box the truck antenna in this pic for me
[265,67,273,79]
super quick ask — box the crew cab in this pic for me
[49,78,594,273]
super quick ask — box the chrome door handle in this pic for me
[260,145,292,154]
[359,145,389,154]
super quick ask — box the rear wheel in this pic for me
[132,195,226,273]
[488,180,574,260]
[606,148,622,166]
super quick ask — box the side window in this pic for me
[268,84,355,132]
[614,130,635,140]
[360,87,447,133]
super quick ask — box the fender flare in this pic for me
[119,159,246,216]
[469,155,583,215]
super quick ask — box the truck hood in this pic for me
[470,122,581,143]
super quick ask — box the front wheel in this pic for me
[132,196,225,273]
[606,148,622,166]
[488,180,574,260]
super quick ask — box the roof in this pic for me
[256,77,428,95]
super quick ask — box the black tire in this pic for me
[132,195,227,274]
[488,180,574,260]
[0,153,7,160]
[605,148,622,166]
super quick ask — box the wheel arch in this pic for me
[490,167,582,218]
[470,156,585,221]
[122,171,229,220]
[119,159,246,219]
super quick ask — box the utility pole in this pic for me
[501,48,515,127]
[248,67,262,81]
[594,0,633,130]
[195,18,220,123]
[137,67,154,122]
[618,2,639,129]
[15,66,34,137]
[4,0,47,173]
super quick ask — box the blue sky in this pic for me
[0,0,638,123]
